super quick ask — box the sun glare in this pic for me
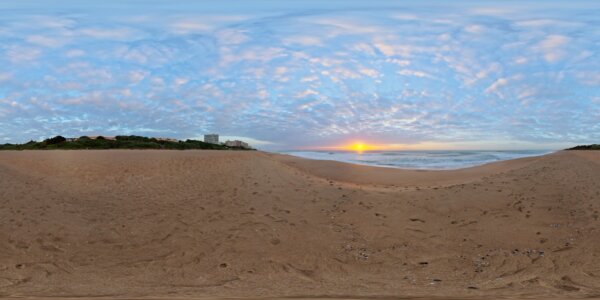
[348,142,369,153]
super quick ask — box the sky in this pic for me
[0,1,599,150]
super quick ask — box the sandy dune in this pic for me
[0,150,599,299]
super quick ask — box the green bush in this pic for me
[566,144,600,150]
[0,135,249,151]
[44,135,67,145]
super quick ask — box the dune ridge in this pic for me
[0,150,599,299]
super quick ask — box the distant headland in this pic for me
[0,135,255,151]
[566,144,600,150]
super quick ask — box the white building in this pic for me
[225,140,250,149]
[204,134,219,144]
[156,137,179,142]
[88,136,116,140]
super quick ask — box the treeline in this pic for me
[0,135,253,151]
[566,144,600,150]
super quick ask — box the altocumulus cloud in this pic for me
[0,0,599,149]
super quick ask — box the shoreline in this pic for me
[266,150,557,187]
[277,150,556,172]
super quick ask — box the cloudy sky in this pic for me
[1,0,599,150]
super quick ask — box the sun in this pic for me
[335,141,390,153]
[348,142,368,153]
[354,143,365,151]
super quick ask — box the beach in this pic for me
[0,150,599,299]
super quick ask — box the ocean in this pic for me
[281,150,553,170]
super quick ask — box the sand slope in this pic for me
[0,150,599,299]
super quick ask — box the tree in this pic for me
[44,136,67,145]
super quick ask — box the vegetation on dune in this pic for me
[0,135,254,151]
[566,144,600,150]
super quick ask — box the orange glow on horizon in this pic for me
[342,142,391,153]
[308,142,406,152]
[309,140,510,152]
[304,140,552,152]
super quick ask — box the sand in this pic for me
[0,150,599,299]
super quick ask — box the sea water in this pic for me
[281,150,553,170]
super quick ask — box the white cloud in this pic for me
[273,67,289,82]
[374,42,395,56]
[0,73,11,81]
[65,49,86,57]
[120,89,133,97]
[256,89,269,100]
[536,34,570,63]
[310,18,385,37]
[398,69,432,78]
[514,57,528,64]
[295,89,319,98]
[301,75,319,82]
[283,36,322,46]
[576,72,600,86]
[26,35,68,47]
[386,58,411,67]
[517,86,538,104]
[464,24,485,34]
[539,34,569,49]
[359,68,379,77]
[350,43,376,56]
[437,33,451,41]
[79,28,135,40]
[128,70,147,84]
[169,15,249,34]
[32,16,76,29]
[171,20,212,34]
[199,83,222,98]
[274,67,287,75]
[391,13,420,21]
[485,78,508,94]
[469,7,518,17]
[515,19,582,29]
[219,47,286,66]
[215,28,249,45]
[466,62,501,85]
[5,46,41,63]
[298,99,325,111]
[309,57,342,67]
[151,77,165,87]
[331,67,360,79]
[373,39,418,57]
[173,77,189,86]
[574,50,593,61]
